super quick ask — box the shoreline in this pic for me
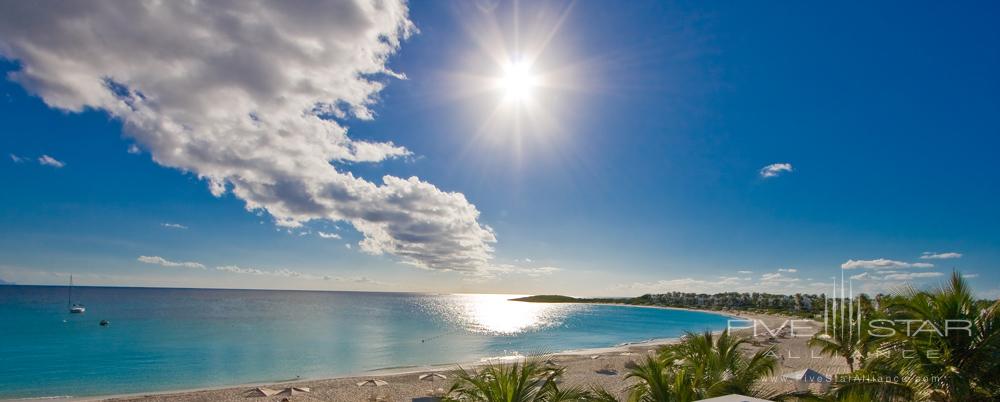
[25,306,753,402]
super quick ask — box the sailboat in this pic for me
[68,275,85,314]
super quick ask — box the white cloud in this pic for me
[463,264,561,280]
[215,265,267,275]
[137,255,205,269]
[161,223,188,230]
[737,270,753,274]
[345,244,353,249]
[618,277,748,294]
[317,231,342,239]
[778,268,797,273]
[616,273,831,295]
[852,270,944,281]
[963,273,979,279]
[529,266,560,276]
[920,251,962,260]
[849,272,869,280]
[216,265,312,279]
[617,271,841,296]
[881,272,944,281]
[760,272,800,283]
[0,1,500,274]
[38,155,65,168]
[841,258,933,270]
[127,144,141,154]
[10,153,67,168]
[759,163,792,178]
[323,275,384,285]
[216,265,388,286]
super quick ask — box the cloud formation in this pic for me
[881,272,943,281]
[760,272,799,283]
[488,264,561,278]
[11,153,66,167]
[161,223,188,230]
[37,155,65,168]
[216,265,386,285]
[0,1,498,274]
[137,255,205,269]
[317,231,342,239]
[215,265,310,278]
[617,271,831,295]
[850,270,943,281]
[759,163,792,178]
[840,258,933,270]
[617,277,749,294]
[920,251,962,260]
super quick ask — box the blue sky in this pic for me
[1,1,998,297]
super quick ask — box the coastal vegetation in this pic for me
[513,292,828,318]
[805,296,876,372]
[514,295,584,303]
[822,272,1000,401]
[498,272,1000,401]
[444,329,780,402]
[443,360,589,402]
[655,330,779,399]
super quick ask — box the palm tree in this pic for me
[657,330,779,400]
[584,386,623,402]
[825,271,1000,401]
[808,293,885,372]
[621,355,698,402]
[808,320,862,371]
[443,359,590,402]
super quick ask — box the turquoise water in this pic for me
[0,286,731,399]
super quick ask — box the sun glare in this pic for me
[452,294,575,335]
[500,61,538,101]
[447,0,581,155]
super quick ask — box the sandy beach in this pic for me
[75,310,848,402]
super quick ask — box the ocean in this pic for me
[0,286,732,399]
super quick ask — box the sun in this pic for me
[499,60,538,102]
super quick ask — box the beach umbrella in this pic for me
[356,379,389,387]
[251,387,279,396]
[782,368,830,382]
[278,387,311,396]
[357,379,389,402]
[782,369,830,392]
[419,373,447,382]
[420,373,448,397]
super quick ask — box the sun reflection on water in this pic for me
[430,294,580,335]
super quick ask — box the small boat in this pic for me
[68,275,85,314]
